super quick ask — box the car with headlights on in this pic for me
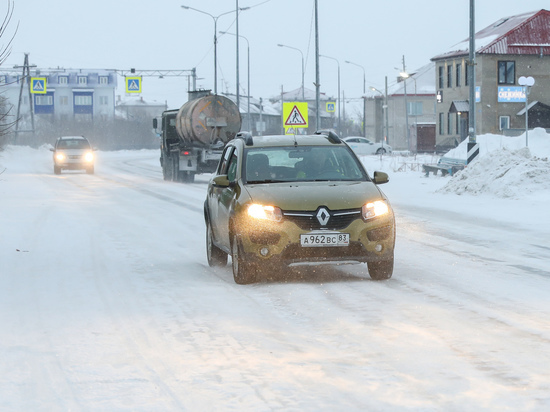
[204,131,396,284]
[50,136,95,174]
[342,136,392,155]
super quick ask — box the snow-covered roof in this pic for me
[432,9,550,60]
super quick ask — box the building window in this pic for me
[438,66,444,89]
[456,63,462,87]
[59,96,69,105]
[408,101,423,116]
[439,113,444,135]
[99,96,109,105]
[59,76,68,84]
[35,95,53,105]
[499,116,510,130]
[447,65,452,88]
[447,113,453,135]
[456,113,460,134]
[75,95,92,105]
[78,76,88,85]
[498,61,515,85]
[465,63,469,86]
[99,76,109,85]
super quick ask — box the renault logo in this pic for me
[316,207,330,226]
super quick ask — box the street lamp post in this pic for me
[370,84,389,151]
[320,54,341,136]
[181,5,236,95]
[221,31,251,131]
[277,44,304,101]
[345,60,366,137]
[518,76,535,147]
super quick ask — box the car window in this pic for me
[227,151,238,182]
[217,146,234,175]
[359,138,371,144]
[244,146,367,183]
[346,138,358,143]
[57,139,90,149]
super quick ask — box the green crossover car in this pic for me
[204,131,396,284]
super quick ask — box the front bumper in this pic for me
[236,214,395,267]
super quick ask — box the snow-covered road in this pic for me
[1,147,549,411]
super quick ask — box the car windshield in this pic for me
[244,145,368,183]
[57,139,90,150]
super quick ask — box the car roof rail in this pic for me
[236,131,254,146]
[314,129,341,144]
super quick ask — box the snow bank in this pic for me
[438,128,550,199]
[437,147,550,198]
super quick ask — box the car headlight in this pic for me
[362,200,389,220]
[55,153,65,161]
[247,204,282,222]
[84,152,94,162]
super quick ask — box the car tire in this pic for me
[231,233,257,284]
[367,257,394,280]
[376,148,387,155]
[54,165,61,175]
[206,221,228,267]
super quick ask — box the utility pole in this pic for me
[402,55,410,152]
[314,0,320,130]
[14,53,36,144]
[467,0,479,164]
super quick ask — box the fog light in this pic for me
[375,244,383,252]
[260,247,269,256]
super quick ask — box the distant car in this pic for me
[343,136,392,155]
[50,136,95,174]
[204,131,396,284]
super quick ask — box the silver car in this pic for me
[343,136,392,155]
[50,136,95,174]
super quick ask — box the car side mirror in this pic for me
[373,171,389,185]
[212,175,231,187]
[49,148,55,152]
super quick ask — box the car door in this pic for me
[358,138,376,155]
[215,149,240,248]
[208,146,233,247]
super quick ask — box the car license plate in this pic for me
[300,233,349,247]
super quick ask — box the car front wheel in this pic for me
[376,148,387,155]
[206,220,228,267]
[367,257,394,280]
[231,233,257,284]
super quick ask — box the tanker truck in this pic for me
[153,91,241,183]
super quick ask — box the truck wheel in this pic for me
[86,166,94,174]
[206,221,227,267]
[54,165,61,175]
[367,257,394,280]
[231,233,257,284]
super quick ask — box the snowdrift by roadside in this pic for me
[436,128,550,199]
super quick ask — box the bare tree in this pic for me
[0,0,18,149]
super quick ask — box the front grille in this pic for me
[283,207,361,230]
[68,155,82,159]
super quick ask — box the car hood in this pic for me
[243,181,386,210]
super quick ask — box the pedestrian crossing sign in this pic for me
[283,102,308,128]
[126,76,142,93]
[30,77,47,94]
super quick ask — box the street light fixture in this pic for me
[320,54,341,136]
[277,44,305,101]
[221,31,251,131]
[345,60,366,136]
[181,5,237,95]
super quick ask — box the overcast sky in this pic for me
[3,0,549,112]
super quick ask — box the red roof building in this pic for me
[431,9,550,150]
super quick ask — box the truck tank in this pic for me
[175,94,241,146]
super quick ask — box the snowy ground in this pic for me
[1,130,550,411]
